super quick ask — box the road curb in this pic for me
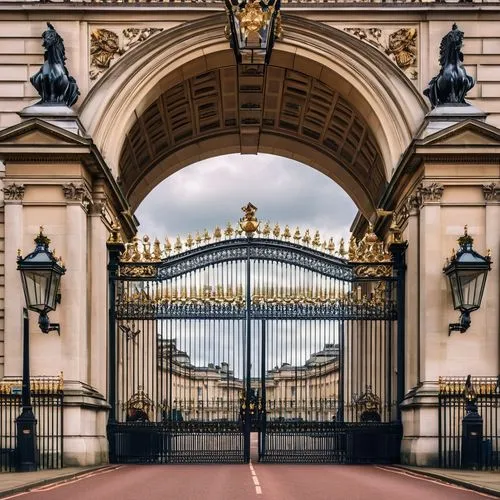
[393,465,500,498]
[0,465,115,499]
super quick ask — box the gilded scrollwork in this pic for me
[90,27,163,81]
[120,264,157,278]
[2,183,25,201]
[344,26,418,81]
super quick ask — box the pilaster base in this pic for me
[400,382,440,466]
[62,381,109,466]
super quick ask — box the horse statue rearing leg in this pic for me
[30,23,80,108]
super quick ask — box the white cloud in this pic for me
[135,153,358,243]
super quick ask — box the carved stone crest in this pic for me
[90,27,163,81]
[344,26,418,81]
[62,182,92,210]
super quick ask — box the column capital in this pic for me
[2,183,25,202]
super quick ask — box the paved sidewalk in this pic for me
[397,466,500,497]
[0,466,108,498]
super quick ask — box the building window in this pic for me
[291,386,296,397]
[197,387,203,399]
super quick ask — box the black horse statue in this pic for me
[424,24,474,108]
[30,23,80,107]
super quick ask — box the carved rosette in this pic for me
[2,183,25,201]
[344,26,418,82]
[483,183,500,202]
[90,27,163,81]
[62,182,92,211]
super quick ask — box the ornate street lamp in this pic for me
[443,226,491,335]
[224,0,282,64]
[15,229,65,471]
[17,228,66,334]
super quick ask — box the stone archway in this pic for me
[79,13,428,218]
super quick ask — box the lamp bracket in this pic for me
[38,313,60,335]
[448,310,471,335]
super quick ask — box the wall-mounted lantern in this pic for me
[17,228,66,334]
[443,226,491,335]
[224,0,282,64]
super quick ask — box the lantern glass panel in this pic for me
[21,269,51,314]
[458,269,487,311]
[47,271,61,310]
[448,272,461,310]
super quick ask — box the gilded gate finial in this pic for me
[239,203,260,234]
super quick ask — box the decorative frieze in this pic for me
[344,27,418,81]
[2,183,25,201]
[90,27,163,81]
[483,183,500,202]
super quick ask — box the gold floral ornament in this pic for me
[107,218,123,244]
[239,203,260,234]
[235,0,274,41]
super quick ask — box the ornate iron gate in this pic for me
[107,205,406,464]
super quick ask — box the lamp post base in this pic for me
[16,407,37,472]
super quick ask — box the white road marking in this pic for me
[249,460,262,495]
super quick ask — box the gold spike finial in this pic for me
[273,223,281,238]
[293,227,301,242]
[224,221,235,238]
[283,225,291,240]
[262,221,271,237]
[328,237,335,254]
[185,233,194,248]
[239,203,260,234]
[164,237,172,255]
[174,236,182,252]
[302,229,311,245]
[203,229,211,243]
[312,230,321,247]
[338,237,347,257]
[214,226,222,240]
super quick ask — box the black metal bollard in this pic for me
[461,401,483,470]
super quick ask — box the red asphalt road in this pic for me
[3,464,496,500]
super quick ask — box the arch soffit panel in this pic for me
[130,133,371,217]
[80,13,427,207]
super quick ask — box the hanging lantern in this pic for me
[225,0,282,65]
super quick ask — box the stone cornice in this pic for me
[62,182,93,212]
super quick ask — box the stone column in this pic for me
[2,183,25,377]
[89,191,110,396]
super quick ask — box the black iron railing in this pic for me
[0,383,64,471]
[439,376,500,469]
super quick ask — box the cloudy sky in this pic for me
[135,154,358,243]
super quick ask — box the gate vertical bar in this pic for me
[106,231,125,463]
[260,319,266,460]
[338,319,345,422]
[244,235,252,463]
[389,239,407,422]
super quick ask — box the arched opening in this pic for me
[79,13,428,219]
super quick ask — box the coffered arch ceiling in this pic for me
[121,64,387,213]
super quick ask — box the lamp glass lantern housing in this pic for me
[225,0,282,64]
[17,228,65,334]
[443,227,491,334]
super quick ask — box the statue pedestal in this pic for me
[419,104,487,138]
[18,104,86,137]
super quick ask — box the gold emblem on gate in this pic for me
[239,202,260,234]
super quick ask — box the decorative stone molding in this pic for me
[394,182,444,228]
[483,183,500,202]
[2,183,25,201]
[90,27,163,81]
[344,27,418,82]
[416,182,444,203]
[62,183,92,211]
